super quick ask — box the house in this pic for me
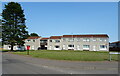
[109,41,120,51]
[3,36,41,50]
[109,41,120,48]
[3,34,109,51]
[24,36,41,50]
[47,36,62,50]
[40,38,49,50]
[47,34,109,51]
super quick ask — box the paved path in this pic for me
[2,52,118,74]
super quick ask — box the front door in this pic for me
[93,46,96,51]
[27,46,30,50]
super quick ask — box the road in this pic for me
[2,52,118,74]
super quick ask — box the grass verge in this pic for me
[12,50,118,61]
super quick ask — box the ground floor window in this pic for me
[83,45,90,48]
[55,45,60,48]
[8,46,11,48]
[68,45,74,47]
[100,45,107,49]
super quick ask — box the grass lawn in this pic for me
[12,50,118,61]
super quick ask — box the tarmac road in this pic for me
[2,52,118,74]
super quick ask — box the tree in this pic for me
[2,2,29,51]
[30,33,39,36]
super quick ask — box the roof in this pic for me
[40,38,49,40]
[111,41,120,44]
[26,36,40,39]
[50,36,62,39]
[62,34,109,38]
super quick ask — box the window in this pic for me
[93,38,97,41]
[55,46,59,48]
[9,46,11,48]
[55,40,60,42]
[100,45,107,49]
[100,38,107,42]
[33,40,35,42]
[68,38,74,42]
[83,45,90,48]
[76,38,80,42]
[27,39,31,42]
[83,38,90,41]
[68,45,74,47]
[50,40,52,42]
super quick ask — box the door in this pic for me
[93,46,96,51]
[27,46,30,50]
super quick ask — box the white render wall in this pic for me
[24,37,41,50]
[47,37,109,51]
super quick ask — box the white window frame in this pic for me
[54,45,60,50]
[83,45,90,50]
[100,45,107,50]
[83,38,90,42]
[93,38,97,41]
[99,38,107,42]
[55,40,60,43]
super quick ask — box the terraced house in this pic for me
[24,36,41,50]
[3,34,109,51]
[47,34,109,51]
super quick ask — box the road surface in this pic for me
[2,52,118,74]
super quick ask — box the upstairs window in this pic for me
[33,40,35,42]
[50,40,52,42]
[99,38,107,42]
[55,40,60,43]
[83,38,90,42]
[27,39,31,42]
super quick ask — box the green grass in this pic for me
[12,50,118,61]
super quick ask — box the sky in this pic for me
[2,2,118,42]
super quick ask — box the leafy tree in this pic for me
[30,33,39,36]
[2,2,29,51]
